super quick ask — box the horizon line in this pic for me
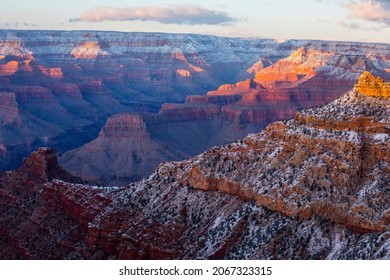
[0,28,389,45]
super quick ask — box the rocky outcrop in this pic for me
[0,61,19,76]
[253,48,328,88]
[208,79,264,95]
[18,148,79,182]
[10,86,57,104]
[60,114,179,185]
[355,71,390,98]
[98,114,149,138]
[38,66,63,78]
[0,33,34,59]
[71,41,109,59]
[0,148,90,259]
[50,83,82,98]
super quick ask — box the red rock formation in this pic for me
[0,148,93,259]
[9,86,57,104]
[254,48,330,88]
[208,79,263,96]
[59,114,180,185]
[50,83,82,98]
[0,61,19,76]
[98,114,149,138]
[38,66,63,78]
[78,79,108,95]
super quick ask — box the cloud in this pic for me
[69,5,239,25]
[345,0,390,26]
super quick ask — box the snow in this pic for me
[326,227,346,260]
[372,133,389,143]
[1,30,390,69]
[347,130,360,144]
[210,216,223,229]
[300,89,390,123]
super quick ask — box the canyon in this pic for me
[0,72,389,259]
[1,30,390,184]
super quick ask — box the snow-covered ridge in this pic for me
[300,71,390,123]
[300,90,390,122]
[1,30,390,64]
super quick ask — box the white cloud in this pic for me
[70,5,239,25]
[345,0,390,26]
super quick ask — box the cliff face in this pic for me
[1,73,389,260]
[355,71,390,98]
[0,148,91,259]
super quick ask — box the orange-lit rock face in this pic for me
[247,60,264,74]
[176,69,191,78]
[0,61,19,76]
[208,79,262,96]
[355,71,390,98]
[71,42,108,59]
[38,66,63,78]
[173,52,203,72]
[2,36,34,60]
[254,48,332,88]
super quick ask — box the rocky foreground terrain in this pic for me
[0,72,389,259]
[1,30,390,184]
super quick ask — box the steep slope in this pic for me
[59,114,179,185]
[1,72,389,259]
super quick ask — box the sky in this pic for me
[1,0,390,43]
